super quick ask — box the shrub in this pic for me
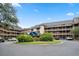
[40,32,53,41]
[16,34,33,42]
[33,37,40,41]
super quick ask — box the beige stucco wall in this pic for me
[27,29,32,34]
[39,26,45,34]
[32,26,45,34]
[33,28,37,32]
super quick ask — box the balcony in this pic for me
[0,28,19,33]
[0,33,18,36]
[45,28,71,32]
[45,24,72,28]
[53,33,72,35]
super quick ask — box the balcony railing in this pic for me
[0,33,18,36]
[53,33,72,35]
[45,28,71,31]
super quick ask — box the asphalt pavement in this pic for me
[0,40,79,56]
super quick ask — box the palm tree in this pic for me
[0,3,18,29]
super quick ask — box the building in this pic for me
[0,26,23,39]
[21,28,32,34]
[30,17,79,39]
[0,17,79,40]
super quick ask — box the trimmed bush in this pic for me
[16,34,33,42]
[40,32,53,41]
[33,37,40,41]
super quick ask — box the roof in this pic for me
[30,19,74,29]
[42,20,73,27]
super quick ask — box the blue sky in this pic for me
[12,3,79,28]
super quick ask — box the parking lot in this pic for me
[0,40,79,56]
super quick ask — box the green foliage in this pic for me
[71,27,79,40]
[40,32,53,41]
[16,32,54,42]
[0,3,18,29]
[16,40,61,44]
[16,34,33,42]
[33,37,40,41]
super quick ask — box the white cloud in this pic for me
[47,17,52,20]
[68,3,75,6]
[66,12,74,16]
[34,9,39,12]
[12,3,21,7]
[18,23,26,28]
[76,12,79,14]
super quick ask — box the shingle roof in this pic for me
[42,20,73,27]
[30,19,74,29]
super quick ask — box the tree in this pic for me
[0,3,18,29]
[71,27,79,40]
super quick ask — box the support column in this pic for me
[39,26,45,34]
[33,28,37,32]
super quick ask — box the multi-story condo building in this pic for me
[0,26,23,39]
[0,17,79,40]
[30,17,79,39]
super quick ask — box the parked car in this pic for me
[66,37,73,40]
[29,31,40,37]
[8,38,17,41]
[0,37,5,42]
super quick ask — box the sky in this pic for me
[12,3,79,28]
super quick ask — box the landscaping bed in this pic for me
[16,32,62,44]
[16,40,61,44]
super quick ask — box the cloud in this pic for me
[34,9,39,12]
[47,18,52,20]
[68,3,75,7]
[12,3,21,7]
[66,12,74,16]
[18,23,26,28]
[76,12,79,14]
[68,3,75,6]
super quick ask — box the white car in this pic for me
[66,37,73,40]
[0,37,5,42]
[8,38,18,41]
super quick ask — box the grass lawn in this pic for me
[16,40,62,44]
